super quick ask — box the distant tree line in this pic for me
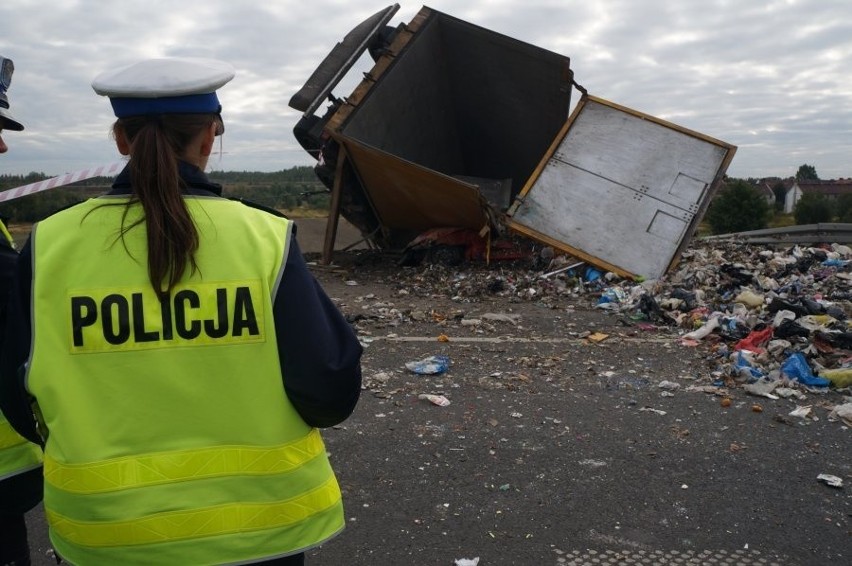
[705,163,852,235]
[0,166,330,223]
[4,163,847,235]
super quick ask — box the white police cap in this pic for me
[91,57,235,119]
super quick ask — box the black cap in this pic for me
[0,56,24,131]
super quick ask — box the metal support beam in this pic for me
[321,146,349,265]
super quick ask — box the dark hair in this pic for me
[112,113,219,298]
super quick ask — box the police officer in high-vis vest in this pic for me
[0,58,362,565]
[0,54,44,566]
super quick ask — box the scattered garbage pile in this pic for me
[635,241,851,393]
[338,237,852,424]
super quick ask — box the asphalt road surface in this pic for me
[22,220,851,565]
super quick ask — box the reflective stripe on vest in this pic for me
[44,428,326,494]
[29,196,343,564]
[48,475,341,548]
[0,417,43,480]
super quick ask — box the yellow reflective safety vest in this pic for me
[0,415,42,482]
[27,196,344,565]
[1,217,43,487]
[0,218,16,250]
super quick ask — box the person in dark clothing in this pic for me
[0,57,362,565]
[0,53,43,566]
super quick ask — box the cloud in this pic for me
[2,0,852,181]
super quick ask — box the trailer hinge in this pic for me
[507,196,524,217]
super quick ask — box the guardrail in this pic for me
[699,223,852,244]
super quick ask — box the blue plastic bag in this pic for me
[406,355,450,375]
[597,287,626,305]
[781,353,830,387]
[734,351,764,382]
[584,267,602,282]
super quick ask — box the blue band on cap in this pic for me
[110,92,220,117]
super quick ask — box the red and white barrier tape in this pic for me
[0,161,125,204]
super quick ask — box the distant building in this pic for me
[755,177,794,208]
[784,179,852,213]
[755,182,775,205]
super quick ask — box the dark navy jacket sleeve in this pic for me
[0,236,45,515]
[0,238,41,444]
[275,237,362,428]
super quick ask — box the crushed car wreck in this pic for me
[289,4,736,280]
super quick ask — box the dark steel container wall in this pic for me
[322,6,573,247]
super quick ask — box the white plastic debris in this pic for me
[772,310,796,327]
[743,378,780,400]
[658,380,681,391]
[774,387,806,400]
[418,393,451,407]
[827,402,852,426]
[789,405,813,419]
[681,316,719,341]
[454,558,480,566]
[832,243,852,256]
[481,312,521,324]
[817,474,844,488]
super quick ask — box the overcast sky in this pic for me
[2,0,851,181]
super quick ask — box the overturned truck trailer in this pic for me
[289,4,736,280]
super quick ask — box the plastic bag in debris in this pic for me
[682,316,719,341]
[734,325,773,353]
[817,474,844,488]
[733,350,765,382]
[766,339,792,357]
[828,402,852,426]
[638,293,675,324]
[743,377,780,399]
[780,353,830,387]
[816,330,852,350]
[774,318,811,339]
[832,243,852,255]
[418,393,451,406]
[405,355,450,375]
[772,310,796,327]
[454,558,480,566]
[670,288,699,310]
[819,368,852,388]
[768,297,810,318]
[734,289,764,308]
[597,287,627,307]
[584,267,603,282]
[718,316,749,341]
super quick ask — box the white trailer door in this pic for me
[508,95,736,279]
